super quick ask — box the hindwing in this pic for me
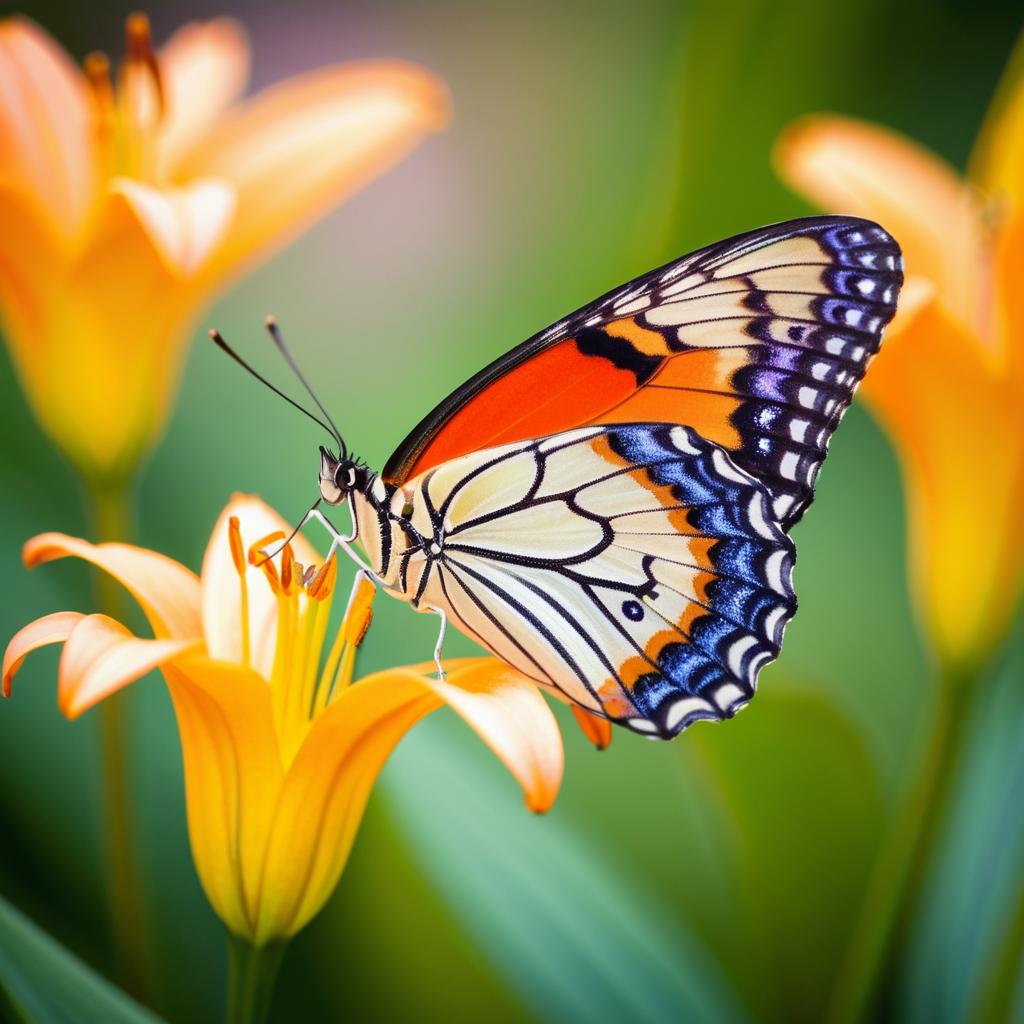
[407,423,797,738]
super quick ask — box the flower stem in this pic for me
[828,668,975,1023]
[972,875,1024,1022]
[83,476,149,998]
[226,935,286,1024]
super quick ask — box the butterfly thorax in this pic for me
[350,474,437,603]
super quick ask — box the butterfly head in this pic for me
[319,446,369,505]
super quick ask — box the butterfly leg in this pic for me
[306,508,375,576]
[427,606,448,680]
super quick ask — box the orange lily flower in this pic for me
[2,495,563,944]
[775,49,1024,676]
[0,14,447,481]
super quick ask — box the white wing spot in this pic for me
[669,426,702,455]
[764,605,787,645]
[627,717,660,734]
[765,549,789,593]
[798,386,819,409]
[711,448,751,486]
[665,696,715,733]
[714,682,745,712]
[727,635,759,678]
[779,451,800,481]
[747,493,775,539]
[773,494,795,519]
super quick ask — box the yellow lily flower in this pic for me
[0,14,447,481]
[2,495,563,944]
[774,47,1024,676]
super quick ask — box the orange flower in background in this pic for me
[0,14,447,481]
[2,495,562,944]
[775,44,1024,677]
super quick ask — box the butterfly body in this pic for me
[303,215,903,738]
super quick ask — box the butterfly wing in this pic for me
[405,423,796,738]
[383,215,902,529]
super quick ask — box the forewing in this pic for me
[413,424,797,739]
[383,215,902,530]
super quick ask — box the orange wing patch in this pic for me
[409,340,639,475]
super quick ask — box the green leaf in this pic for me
[0,895,162,1024]
[903,641,1024,1022]
[684,686,886,1022]
[383,715,749,1024]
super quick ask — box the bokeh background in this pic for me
[1,1,1022,1021]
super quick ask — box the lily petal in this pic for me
[2,611,83,697]
[157,18,250,177]
[0,16,93,239]
[58,614,196,718]
[201,494,321,677]
[251,659,562,942]
[176,61,448,281]
[570,704,613,750]
[970,30,1024,211]
[994,209,1024,387]
[110,177,236,276]
[775,114,980,321]
[23,532,202,641]
[162,655,282,938]
[420,659,564,812]
[861,296,1024,671]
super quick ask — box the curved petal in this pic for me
[2,611,83,697]
[418,659,564,812]
[775,114,980,323]
[162,655,282,939]
[57,614,196,718]
[23,532,202,641]
[109,177,236,277]
[201,494,321,677]
[570,704,613,750]
[970,28,1024,211]
[861,296,1024,672]
[250,659,562,942]
[0,16,93,240]
[157,18,250,177]
[994,209,1024,390]
[175,61,448,282]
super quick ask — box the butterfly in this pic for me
[214,215,902,739]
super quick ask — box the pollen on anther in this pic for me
[227,516,246,575]
[248,531,285,566]
[343,580,376,646]
[307,557,337,601]
[125,12,154,59]
[259,559,282,596]
[280,545,294,592]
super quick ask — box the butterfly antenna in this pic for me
[264,316,347,460]
[209,329,339,444]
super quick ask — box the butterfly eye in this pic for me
[344,467,357,487]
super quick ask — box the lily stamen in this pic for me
[227,515,250,666]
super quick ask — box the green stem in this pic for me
[82,477,149,998]
[226,935,286,1024]
[828,669,976,1024]
[973,876,1024,1023]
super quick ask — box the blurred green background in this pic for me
[1,1,1022,1021]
